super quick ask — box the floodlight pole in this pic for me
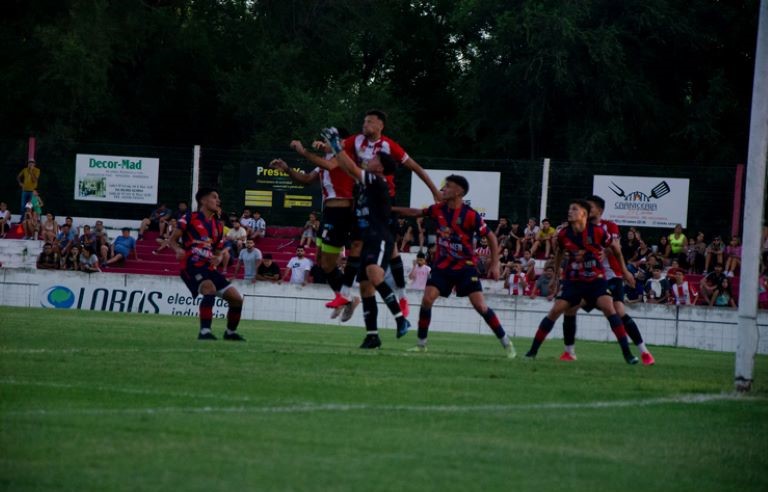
[539,158,550,221]
[735,0,768,393]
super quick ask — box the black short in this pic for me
[606,277,625,303]
[427,266,483,298]
[319,206,355,248]
[357,235,394,282]
[556,279,611,310]
[180,262,231,297]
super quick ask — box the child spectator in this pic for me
[704,236,724,273]
[724,236,741,278]
[251,210,266,239]
[40,213,58,243]
[710,278,736,307]
[63,245,81,271]
[670,270,698,305]
[408,252,431,290]
[234,239,262,283]
[79,247,101,273]
[300,212,319,247]
[103,228,139,267]
[36,243,60,270]
[0,202,11,238]
[645,266,670,304]
[256,253,281,282]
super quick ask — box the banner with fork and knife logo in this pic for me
[593,175,690,228]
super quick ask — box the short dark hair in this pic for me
[542,218,551,223]
[263,253,273,259]
[121,227,131,232]
[416,252,426,259]
[571,199,592,215]
[585,195,606,211]
[378,152,398,176]
[195,187,218,204]
[445,174,469,195]
[365,109,387,125]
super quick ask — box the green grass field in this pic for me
[1,306,767,491]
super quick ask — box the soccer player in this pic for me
[524,199,639,364]
[559,195,655,365]
[168,188,245,341]
[322,127,411,349]
[393,175,516,357]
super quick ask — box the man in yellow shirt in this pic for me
[531,218,557,258]
[17,159,40,215]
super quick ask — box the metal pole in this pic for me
[27,136,36,161]
[731,163,745,238]
[540,158,551,221]
[191,145,201,211]
[735,0,768,393]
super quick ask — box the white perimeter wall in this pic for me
[1,268,767,354]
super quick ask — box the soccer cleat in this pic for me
[396,317,411,339]
[399,297,410,318]
[407,345,427,353]
[625,354,640,365]
[505,343,517,359]
[325,293,350,309]
[198,332,217,341]
[524,350,537,360]
[223,331,246,341]
[641,352,656,366]
[340,297,361,323]
[359,334,382,349]
[330,306,344,319]
[559,351,577,361]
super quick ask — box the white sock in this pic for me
[396,288,406,300]
[341,285,351,298]
[637,342,649,354]
[565,344,575,355]
[226,329,236,335]
[417,338,428,347]
[199,328,212,335]
[500,335,511,348]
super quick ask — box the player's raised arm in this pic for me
[402,157,441,204]
[391,206,425,218]
[269,158,318,185]
[322,127,363,182]
[290,140,339,171]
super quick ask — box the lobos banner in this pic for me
[593,175,690,227]
[409,169,501,220]
[74,153,159,204]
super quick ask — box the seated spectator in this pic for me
[495,217,512,246]
[256,253,281,282]
[667,224,688,268]
[657,235,671,265]
[710,277,736,307]
[692,232,707,274]
[504,260,527,296]
[224,219,247,260]
[283,246,313,285]
[0,202,11,238]
[40,213,58,243]
[530,218,556,258]
[55,224,76,256]
[63,245,81,271]
[699,264,726,305]
[530,265,556,300]
[95,230,111,264]
[645,266,671,304]
[475,236,491,277]
[22,204,39,240]
[240,208,256,230]
[685,238,698,274]
[36,242,61,270]
[300,212,319,247]
[250,210,266,239]
[522,217,539,252]
[173,201,189,221]
[704,236,724,273]
[79,225,98,254]
[724,236,741,278]
[499,247,513,269]
[103,228,139,267]
[634,240,650,263]
[394,217,410,251]
[93,220,107,237]
[505,220,523,257]
[670,270,698,305]
[665,259,684,279]
[621,230,641,264]
[79,247,101,273]
[234,239,262,283]
[153,218,178,254]
[408,252,431,290]
[63,216,79,236]
[139,203,172,240]
[400,216,425,252]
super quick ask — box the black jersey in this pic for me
[355,170,392,240]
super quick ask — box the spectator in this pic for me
[709,277,736,307]
[504,260,527,296]
[621,230,641,263]
[634,240,650,263]
[251,210,266,239]
[283,247,313,285]
[530,265,555,300]
[240,209,256,230]
[759,268,768,309]
[645,266,671,304]
[704,236,724,273]
[95,230,111,264]
[36,242,60,270]
[522,217,539,252]
[55,224,76,256]
[408,252,431,290]
[300,212,320,247]
[530,218,556,258]
[103,228,139,267]
[16,158,39,215]
[499,247,513,269]
[153,218,178,254]
[699,264,726,305]
[256,253,281,282]
[93,220,107,237]
[40,213,58,243]
[475,236,491,277]
[657,235,670,265]
[724,236,741,278]
[0,202,11,238]
[79,247,101,273]
[225,220,247,259]
[495,217,512,246]
[394,217,410,251]
[22,203,38,240]
[670,270,698,305]
[138,203,171,240]
[400,216,426,253]
[173,201,189,221]
[63,216,80,236]
[234,239,262,283]
[79,225,98,254]
[692,232,707,274]
[63,245,81,271]
[667,224,688,267]
[505,220,523,257]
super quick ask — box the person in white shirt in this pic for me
[226,220,247,257]
[234,239,262,282]
[239,209,257,231]
[251,210,266,239]
[408,253,431,290]
[284,247,313,286]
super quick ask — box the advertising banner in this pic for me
[74,154,159,204]
[409,169,501,220]
[593,175,690,228]
[239,162,322,223]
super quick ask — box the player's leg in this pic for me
[366,261,409,338]
[358,279,381,349]
[596,295,638,364]
[220,284,245,341]
[561,304,579,361]
[389,245,409,317]
[613,299,654,365]
[411,285,440,351]
[197,279,218,340]
[468,291,516,358]
[525,299,571,358]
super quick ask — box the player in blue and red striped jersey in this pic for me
[394,175,516,357]
[168,188,245,341]
[524,199,638,364]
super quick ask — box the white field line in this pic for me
[1,379,765,418]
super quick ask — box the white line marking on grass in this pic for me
[3,393,765,418]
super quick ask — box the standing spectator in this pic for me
[530,265,556,300]
[79,225,97,254]
[0,202,11,238]
[256,253,281,282]
[63,245,81,271]
[233,239,262,283]
[645,266,671,304]
[79,247,101,273]
[699,264,726,305]
[16,158,39,215]
[522,217,539,253]
[685,238,698,274]
[251,210,266,239]
[724,236,742,277]
[670,270,698,305]
[225,220,247,259]
[666,224,688,268]
[29,190,44,218]
[530,218,556,258]
[704,236,724,273]
[36,243,60,269]
[475,236,491,277]
[138,203,172,240]
[300,212,319,247]
[55,224,76,256]
[283,247,313,285]
[408,252,431,290]
[103,228,139,267]
[709,278,737,307]
[40,213,58,243]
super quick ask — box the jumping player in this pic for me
[525,199,638,364]
[393,175,516,358]
[559,195,655,365]
[169,188,245,341]
[322,127,411,349]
